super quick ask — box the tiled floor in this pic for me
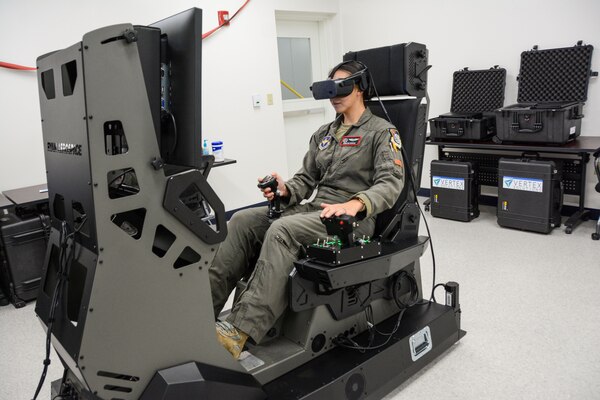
[1,202,599,399]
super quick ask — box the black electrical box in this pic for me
[306,241,382,267]
[430,66,506,141]
[430,160,479,221]
[0,281,8,306]
[0,213,50,307]
[497,158,562,233]
[496,42,596,144]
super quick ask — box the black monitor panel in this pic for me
[151,8,203,168]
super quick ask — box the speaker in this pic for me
[344,372,366,400]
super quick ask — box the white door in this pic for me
[276,18,336,178]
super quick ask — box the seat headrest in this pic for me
[343,43,430,98]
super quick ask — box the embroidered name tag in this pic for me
[341,136,362,146]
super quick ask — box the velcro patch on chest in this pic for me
[319,135,333,150]
[340,136,362,147]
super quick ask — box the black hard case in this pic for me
[0,277,8,306]
[430,160,479,222]
[430,67,506,141]
[497,159,562,233]
[0,213,49,307]
[496,43,595,144]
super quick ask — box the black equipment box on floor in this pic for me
[496,42,596,144]
[0,213,49,307]
[497,158,562,233]
[0,279,8,306]
[430,160,479,221]
[430,66,506,141]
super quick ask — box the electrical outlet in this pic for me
[266,93,273,105]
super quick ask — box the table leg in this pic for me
[564,209,591,234]
[564,152,590,234]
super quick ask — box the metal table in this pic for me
[427,136,600,233]
[2,183,49,208]
[0,193,13,211]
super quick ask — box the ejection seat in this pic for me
[229,86,428,339]
[229,46,430,338]
[229,96,428,338]
[282,60,431,322]
[286,97,429,333]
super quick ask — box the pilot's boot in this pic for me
[216,321,249,359]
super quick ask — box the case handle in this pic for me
[517,127,543,133]
[11,229,45,245]
[440,120,465,137]
[521,151,540,159]
[511,111,543,133]
[570,104,584,120]
[22,277,41,290]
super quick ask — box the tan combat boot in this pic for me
[216,321,249,359]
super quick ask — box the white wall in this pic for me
[0,0,337,211]
[339,0,600,209]
[2,0,600,210]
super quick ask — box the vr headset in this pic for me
[310,60,370,100]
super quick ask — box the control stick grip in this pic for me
[320,214,356,247]
[258,175,282,220]
[257,175,278,191]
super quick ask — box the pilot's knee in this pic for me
[228,208,261,231]
[266,218,291,239]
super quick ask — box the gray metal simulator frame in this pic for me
[36,8,464,400]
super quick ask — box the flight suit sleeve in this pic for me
[353,128,404,217]
[284,130,322,207]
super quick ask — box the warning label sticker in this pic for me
[502,176,543,193]
[432,176,465,191]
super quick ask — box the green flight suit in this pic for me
[209,108,405,343]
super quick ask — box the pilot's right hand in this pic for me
[258,172,288,201]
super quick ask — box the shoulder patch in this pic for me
[389,129,402,148]
[387,128,404,169]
